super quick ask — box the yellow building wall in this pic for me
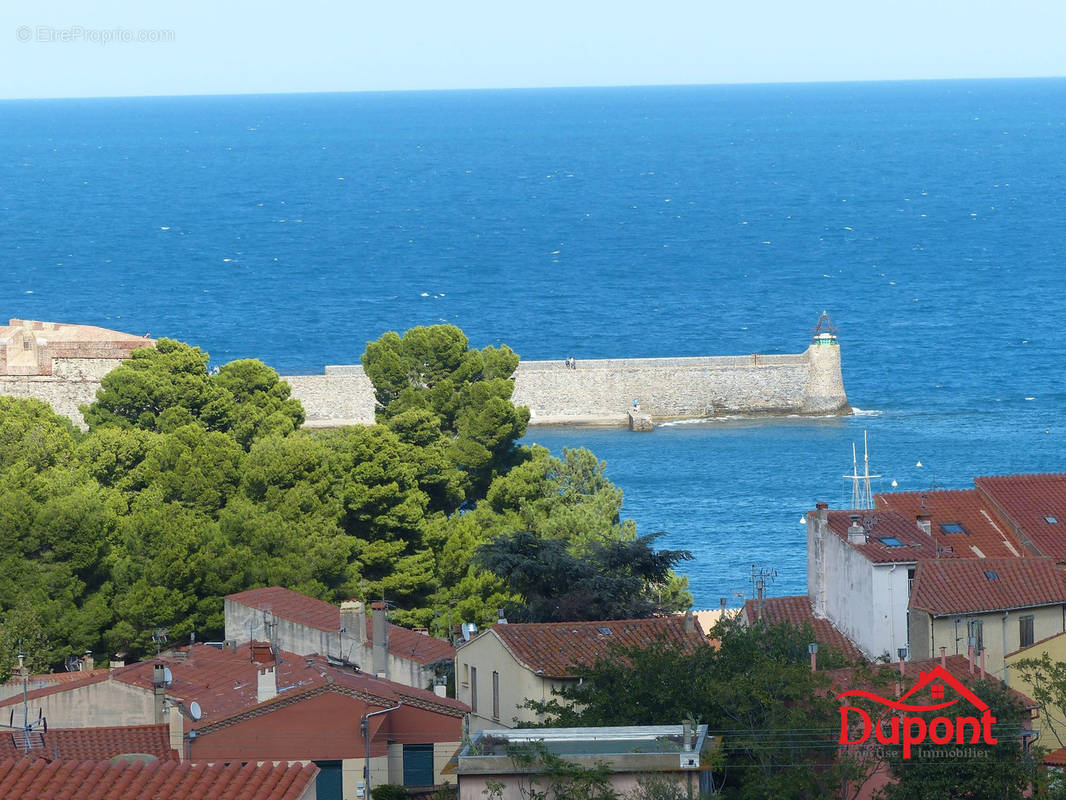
[455,631,571,729]
[1006,632,1066,753]
[926,605,1064,683]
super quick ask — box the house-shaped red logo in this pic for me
[836,665,996,758]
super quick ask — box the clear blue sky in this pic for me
[3,0,1066,99]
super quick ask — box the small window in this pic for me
[1020,615,1035,649]
[878,537,904,547]
[969,619,984,651]
[984,571,998,581]
[1046,516,1059,524]
[598,627,612,635]
[940,523,967,534]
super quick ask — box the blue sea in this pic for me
[3,80,1066,607]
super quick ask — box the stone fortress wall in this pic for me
[288,342,850,428]
[0,319,852,429]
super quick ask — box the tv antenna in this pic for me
[844,430,881,509]
[152,628,168,656]
[750,564,777,621]
[0,652,47,754]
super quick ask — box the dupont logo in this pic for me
[836,665,996,759]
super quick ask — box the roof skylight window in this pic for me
[940,522,967,534]
[985,570,999,580]
[1046,516,1059,524]
[878,537,904,547]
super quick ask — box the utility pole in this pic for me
[361,702,402,799]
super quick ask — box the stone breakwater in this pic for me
[287,344,851,428]
[0,319,851,428]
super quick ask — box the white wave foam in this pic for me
[851,408,883,417]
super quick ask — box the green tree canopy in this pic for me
[82,339,302,448]
[474,530,691,622]
[362,325,529,502]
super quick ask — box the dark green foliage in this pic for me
[370,784,409,800]
[876,676,1038,800]
[524,617,864,799]
[0,329,678,669]
[82,339,303,449]
[474,530,692,622]
[362,325,529,502]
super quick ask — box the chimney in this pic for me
[816,502,828,524]
[434,678,447,698]
[682,720,693,752]
[257,666,278,704]
[371,602,388,678]
[152,664,167,724]
[340,600,367,650]
[916,514,932,536]
[684,610,695,634]
[847,514,866,544]
[82,651,94,672]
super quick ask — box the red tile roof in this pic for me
[742,596,865,661]
[0,758,317,800]
[1044,746,1066,766]
[479,617,708,679]
[227,587,455,665]
[875,488,1027,559]
[0,724,176,762]
[826,654,1035,707]
[228,587,339,632]
[974,473,1066,561]
[909,557,1066,615]
[821,509,941,563]
[0,643,468,725]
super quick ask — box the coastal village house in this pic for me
[807,474,1066,674]
[1005,630,1066,753]
[0,641,468,800]
[454,614,708,730]
[454,725,716,800]
[907,557,1066,677]
[225,586,454,691]
[740,595,864,661]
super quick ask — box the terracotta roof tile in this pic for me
[875,488,1027,559]
[228,587,339,632]
[0,758,317,800]
[0,643,467,724]
[742,596,865,661]
[0,724,176,762]
[826,654,1034,706]
[822,509,941,563]
[476,617,708,679]
[227,587,454,665]
[974,473,1066,561]
[909,557,1066,615]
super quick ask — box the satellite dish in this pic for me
[163,667,173,686]
[189,701,202,721]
